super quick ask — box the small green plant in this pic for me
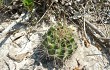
[0,0,3,8]
[22,0,34,12]
[42,23,77,60]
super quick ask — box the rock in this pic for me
[7,52,30,62]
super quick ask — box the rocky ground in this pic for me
[0,0,110,70]
[0,14,110,70]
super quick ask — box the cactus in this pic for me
[42,23,77,60]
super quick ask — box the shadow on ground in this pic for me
[32,45,63,70]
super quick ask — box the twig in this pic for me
[85,19,106,37]
[97,37,110,40]
[34,1,54,26]
[86,26,109,52]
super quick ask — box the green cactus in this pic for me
[42,23,77,60]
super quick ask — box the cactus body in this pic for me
[43,24,77,60]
